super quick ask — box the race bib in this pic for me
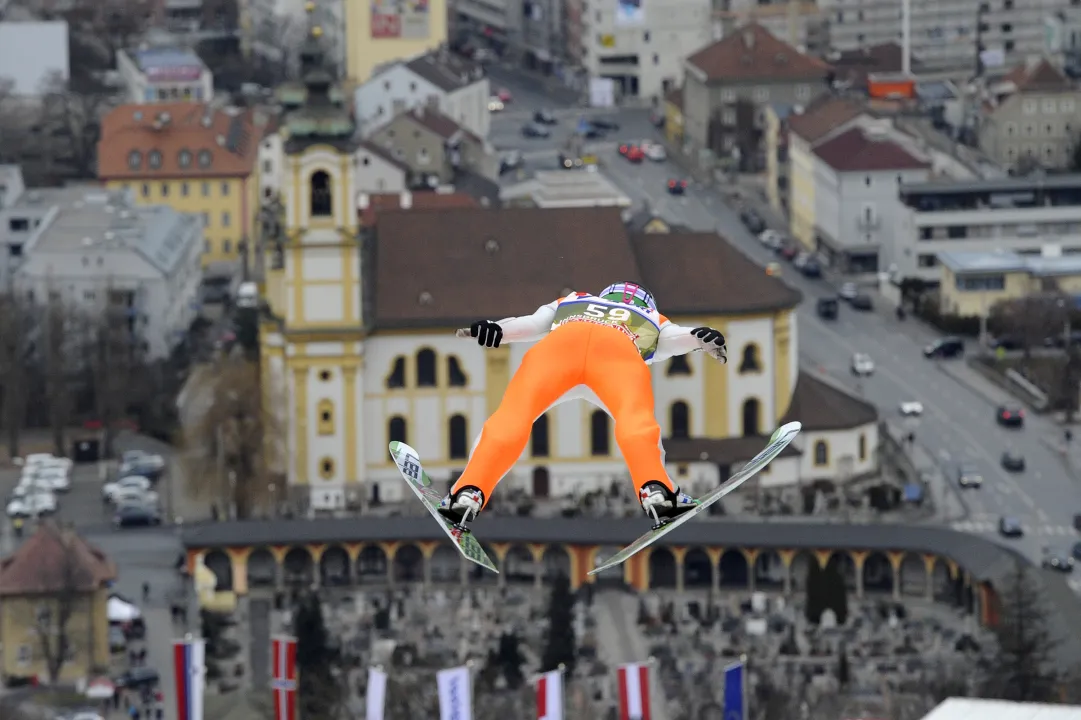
[551,301,661,360]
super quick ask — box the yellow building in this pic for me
[97,101,268,266]
[763,105,787,215]
[664,88,684,147]
[344,0,448,83]
[937,250,1081,317]
[0,523,117,683]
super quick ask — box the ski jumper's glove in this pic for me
[691,326,727,363]
[470,320,503,348]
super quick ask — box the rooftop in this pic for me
[901,174,1081,196]
[781,371,878,431]
[358,189,478,225]
[921,698,1081,720]
[0,522,116,596]
[404,49,484,93]
[685,23,831,84]
[938,250,1081,278]
[812,127,929,172]
[787,96,865,143]
[129,47,207,75]
[1001,58,1073,94]
[499,171,631,209]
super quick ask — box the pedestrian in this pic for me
[156,707,163,720]
[128,705,139,720]
[143,581,150,602]
[12,517,23,538]
[139,648,147,664]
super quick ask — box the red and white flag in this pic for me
[271,635,298,720]
[617,663,651,720]
[536,669,564,720]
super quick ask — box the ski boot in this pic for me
[638,481,699,529]
[438,485,485,528]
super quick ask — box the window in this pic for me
[223,239,232,253]
[1042,99,1057,114]
[201,212,210,227]
[590,410,610,455]
[447,356,467,387]
[667,355,691,376]
[148,150,162,169]
[753,87,769,102]
[16,645,30,665]
[741,398,760,437]
[1023,99,1037,115]
[389,416,407,443]
[198,149,212,167]
[141,184,150,198]
[418,148,430,165]
[955,274,1005,291]
[317,399,335,435]
[310,170,333,217]
[84,290,95,301]
[128,150,142,169]
[222,211,231,227]
[670,401,689,439]
[917,254,938,268]
[796,84,810,100]
[1063,98,1076,113]
[414,348,437,387]
[161,183,170,197]
[738,344,761,373]
[181,182,189,197]
[531,414,550,457]
[814,440,829,466]
[1005,122,1017,136]
[858,434,867,461]
[448,415,468,459]
[409,82,417,91]
[178,149,192,167]
[722,109,736,125]
[319,457,335,479]
[721,89,736,102]
[263,160,272,173]
[8,217,28,231]
[319,369,332,382]
[386,356,406,388]
[221,182,230,196]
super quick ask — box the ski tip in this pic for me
[771,421,802,442]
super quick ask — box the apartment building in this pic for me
[116,47,213,104]
[713,0,829,56]
[896,174,1081,284]
[818,0,1078,73]
[580,0,712,103]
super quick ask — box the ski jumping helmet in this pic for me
[599,282,657,312]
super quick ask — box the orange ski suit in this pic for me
[451,291,715,507]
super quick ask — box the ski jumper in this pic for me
[451,290,708,507]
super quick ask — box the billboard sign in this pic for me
[371,0,430,39]
[615,0,643,26]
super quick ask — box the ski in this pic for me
[388,441,499,573]
[588,421,803,576]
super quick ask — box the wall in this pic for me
[982,91,1081,171]
[369,120,450,182]
[937,268,1031,317]
[344,0,448,84]
[446,79,491,139]
[788,134,816,249]
[1,590,109,681]
[354,64,441,136]
[355,151,408,193]
[799,422,878,480]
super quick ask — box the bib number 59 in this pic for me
[583,304,632,321]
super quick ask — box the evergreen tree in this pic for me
[293,591,341,719]
[497,631,525,689]
[836,645,850,687]
[804,561,825,625]
[982,561,1060,702]
[541,573,577,673]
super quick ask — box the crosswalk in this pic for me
[950,519,1076,536]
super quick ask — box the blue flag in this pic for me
[723,661,745,720]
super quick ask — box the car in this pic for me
[1042,549,1074,572]
[1073,541,1081,561]
[851,352,875,377]
[500,150,523,175]
[533,109,557,125]
[114,487,159,507]
[109,625,128,652]
[793,252,811,269]
[800,260,822,278]
[115,667,160,689]
[997,405,1025,427]
[626,146,644,163]
[900,401,924,416]
[779,243,800,261]
[765,262,782,277]
[643,142,666,161]
[590,117,620,131]
[21,467,70,492]
[956,464,983,488]
[581,124,606,139]
[521,123,550,138]
[618,142,637,157]
[924,336,964,359]
[6,491,57,518]
[816,297,839,320]
[120,450,165,475]
[850,294,874,311]
[1001,451,1025,472]
[666,178,687,195]
[487,97,505,113]
[115,504,162,528]
[758,229,784,250]
[999,516,1024,537]
[497,88,513,102]
[103,475,152,503]
[739,209,766,234]
[839,282,859,301]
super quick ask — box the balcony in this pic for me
[912,204,1081,228]
[857,215,881,231]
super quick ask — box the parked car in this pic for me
[839,282,859,301]
[997,405,1024,428]
[851,352,875,377]
[1001,451,1026,472]
[956,464,983,488]
[1042,549,1074,572]
[103,475,152,503]
[850,294,874,311]
[120,450,165,476]
[816,298,838,320]
[643,142,666,161]
[496,88,513,102]
[20,467,70,492]
[115,667,160,689]
[924,336,964,359]
[999,516,1024,537]
[533,109,557,125]
[500,150,523,175]
[779,243,799,261]
[521,123,550,138]
[666,178,687,195]
[740,209,765,234]
[625,146,644,162]
[590,117,620,131]
[758,229,784,250]
[113,487,159,507]
[900,401,924,416]
[6,491,57,518]
[800,260,822,278]
[115,504,162,528]
[487,97,504,113]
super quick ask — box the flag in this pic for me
[172,637,205,720]
[366,667,387,720]
[271,635,298,720]
[617,662,651,720]
[536,669,564,720]
[436,665,473,720]
[723,660,746,720]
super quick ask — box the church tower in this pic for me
[261,3,365,511]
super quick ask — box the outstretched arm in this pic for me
[651,322,727,364]
[456,302,558,344]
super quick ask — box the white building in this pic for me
[12,187,204,360]
[580,0,711,102]
[116,47,214,104]
[896,174,1081,284]
[354,50,490,139]
[0,21,69,96]
[499,170,631,208]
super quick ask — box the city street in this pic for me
[489,83,1081,582]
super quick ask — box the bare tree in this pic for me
[0,292,31,460]
[38,71,115,180]
[34,525,94,684]
[83,290,146,456]
[179,354,281,518]
[57,0,152,62]
[989,294,1069,357]
[42,294,76,457]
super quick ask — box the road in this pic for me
[491,95,1081,580]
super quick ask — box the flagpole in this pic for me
[647,655,657,720]
[740,654,748,720]
[558,663,566,720]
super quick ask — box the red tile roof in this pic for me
[686,23,831,83]
[787,96,865,143]
[1003,59,1073,93]
[812,127,928,172]
[359,191,479,225]
[0,523,117,596]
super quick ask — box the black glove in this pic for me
[691,326,725,347]
[470,320,503,348]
